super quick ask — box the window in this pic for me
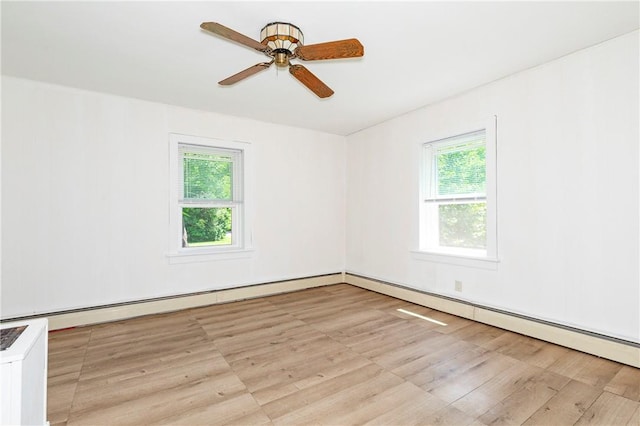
[169,134,251,258]
[419,117,496,259]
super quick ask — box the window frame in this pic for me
[418,116,497,261]
[168,133,253,262]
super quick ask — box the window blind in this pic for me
[178,143,242,203]
[424,130,486,202]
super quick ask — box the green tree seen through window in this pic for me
[436,144,486,249]
[436,145,486,196]
[182,153,233,246]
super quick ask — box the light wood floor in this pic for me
[48,284,640,425]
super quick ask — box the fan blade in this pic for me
[295,38,364,61]
[289,64,334,98]
[219,62,272,85]
[200,22,268,53]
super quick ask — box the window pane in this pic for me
[182,207,232,247]
[437,145,486,196]
[183,152,232,200]
[439,202,486,249]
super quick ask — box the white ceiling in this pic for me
[2,1,638,135]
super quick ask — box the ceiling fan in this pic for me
[200,22,364,98]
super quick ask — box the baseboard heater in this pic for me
[1,273,343,331]
[2,271,637,368]
[344,272,640,368]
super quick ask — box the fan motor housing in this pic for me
[273,50,290,67]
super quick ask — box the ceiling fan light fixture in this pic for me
[260,22,304,52]
[200,21,363,98]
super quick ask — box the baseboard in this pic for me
[10,271,638,368]
[39,273,342,330]
[345,273,640,368]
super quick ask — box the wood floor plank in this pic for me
[575,391,640,425]
[81,316,207,356]
[627,405,640,426]
[67,374,248,425]
[345,321,441,358]
[228,333,340,371]
[49,349,86,383]
[261,363,387,420]
[78,335,214,382]
[427,351,520,403]
[450,361,542,418]
[494,335,547,362]
[270,370,404,425]
[369,333,465,372]
[230,339,355,393]
[445,321,508,347]
[251,348,368,405]
[69,350,234,414]
[327,311,410,342]
[604,365,640,401]
[572,357,624,390]
[523,380,602,426]
[477,370,567,425]
[480,329,529,351]
[292,350,371,391]
[157,393,270,426]
[418,405,480,426]
[47,377,80,424]
[391,339,476,379]
[362,388,448,426]
[48,328,92,355]
[47,332,89,424]
[304,308,392,335]
[274,297,360,324]
[403,345,488,388]
[548,350,623,390]
[517,342,570,369]
[334,381,437,425]
[213,322,322,360]
[87,311,197,344]
[198,310,295,340]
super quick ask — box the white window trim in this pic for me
[410,250,499,270]
[416,116,498,264]
[167,133,253,263]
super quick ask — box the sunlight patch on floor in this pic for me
[397,308,447,326]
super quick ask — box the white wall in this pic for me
[1,77,345,317]
[346,31,639,343]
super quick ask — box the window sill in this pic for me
[411,250,499,270]
[167,248,254,264]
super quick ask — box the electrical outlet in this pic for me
[455,280,463,292]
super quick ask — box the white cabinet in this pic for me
[0,318,48,426]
